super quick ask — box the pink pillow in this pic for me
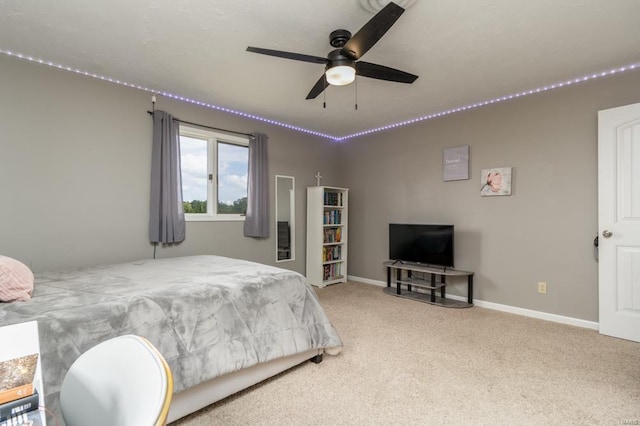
[0,255,34,302]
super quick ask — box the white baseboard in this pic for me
[348,275,386,287]
[347,274,599,331]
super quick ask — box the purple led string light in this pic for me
[337,63,640,142]
[0,49,334,141]
[1,49,638,143]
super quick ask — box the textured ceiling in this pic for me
[1,0,640,139]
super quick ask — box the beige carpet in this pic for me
[171,281,640,425]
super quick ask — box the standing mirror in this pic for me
[275,175,295,262]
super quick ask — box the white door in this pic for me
[598,102,640,343]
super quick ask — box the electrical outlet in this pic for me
[538,282,547,294]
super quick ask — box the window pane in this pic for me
[180,135,208,214]
[217,142,248,214]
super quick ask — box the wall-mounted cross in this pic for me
[314,171,322,186]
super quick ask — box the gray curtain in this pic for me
[149,110,185,243]
[243,133,269,238]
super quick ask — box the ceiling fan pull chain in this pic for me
[354,76,358,110]
[323,77,327,108]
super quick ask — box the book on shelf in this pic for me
[322,262,342,280]
[323,210,342,225]
[323,191,343,207]
[0,389,39,422]
[0,354,38,405]
[322,245,342,262]
[323,228,342,243]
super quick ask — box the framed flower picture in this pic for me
[481,167,512,196]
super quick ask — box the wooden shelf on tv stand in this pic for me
[383,261,474,308]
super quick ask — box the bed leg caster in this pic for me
[310,353,323,364]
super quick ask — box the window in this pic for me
[179,124,249,221]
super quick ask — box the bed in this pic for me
[0,255,343,424]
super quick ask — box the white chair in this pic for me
[60,335,173,426]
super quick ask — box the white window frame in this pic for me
[180,124,249,222]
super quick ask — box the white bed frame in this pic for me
[168,348,321,422]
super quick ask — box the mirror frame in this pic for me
[275,175,295,263]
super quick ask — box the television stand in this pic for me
[383,261,474,308]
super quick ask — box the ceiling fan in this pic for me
[246,2,418,100]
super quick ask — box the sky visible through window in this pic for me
[180,136,248,206]
[217,142,248,205]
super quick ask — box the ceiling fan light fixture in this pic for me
[326,65,356,86]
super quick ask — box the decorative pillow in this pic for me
[0,255,34,302]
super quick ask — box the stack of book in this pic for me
[323,192,343,207]
[0,353,40,423]
[322,245,342,262]
[323,228,342,243]
[322,263,342,280]
[323,210,342,225]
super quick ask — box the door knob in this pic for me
[602,230,613,238]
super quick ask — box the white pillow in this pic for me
[0,255,34,302]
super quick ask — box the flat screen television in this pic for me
[389,224,454,268]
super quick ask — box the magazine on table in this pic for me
[0,322,46,426]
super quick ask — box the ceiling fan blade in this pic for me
[246,47,328,65]
[306,74,328,99]
[356,61,418,83]
[340,2,405,60]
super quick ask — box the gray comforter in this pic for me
[0,255,343,422]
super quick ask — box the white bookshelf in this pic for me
[306,186,348,287]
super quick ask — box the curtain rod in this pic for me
[147,111,254,138]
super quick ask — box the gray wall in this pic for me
[3,53,640,322]
[0,55,342,273]
[338,70,640,322]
